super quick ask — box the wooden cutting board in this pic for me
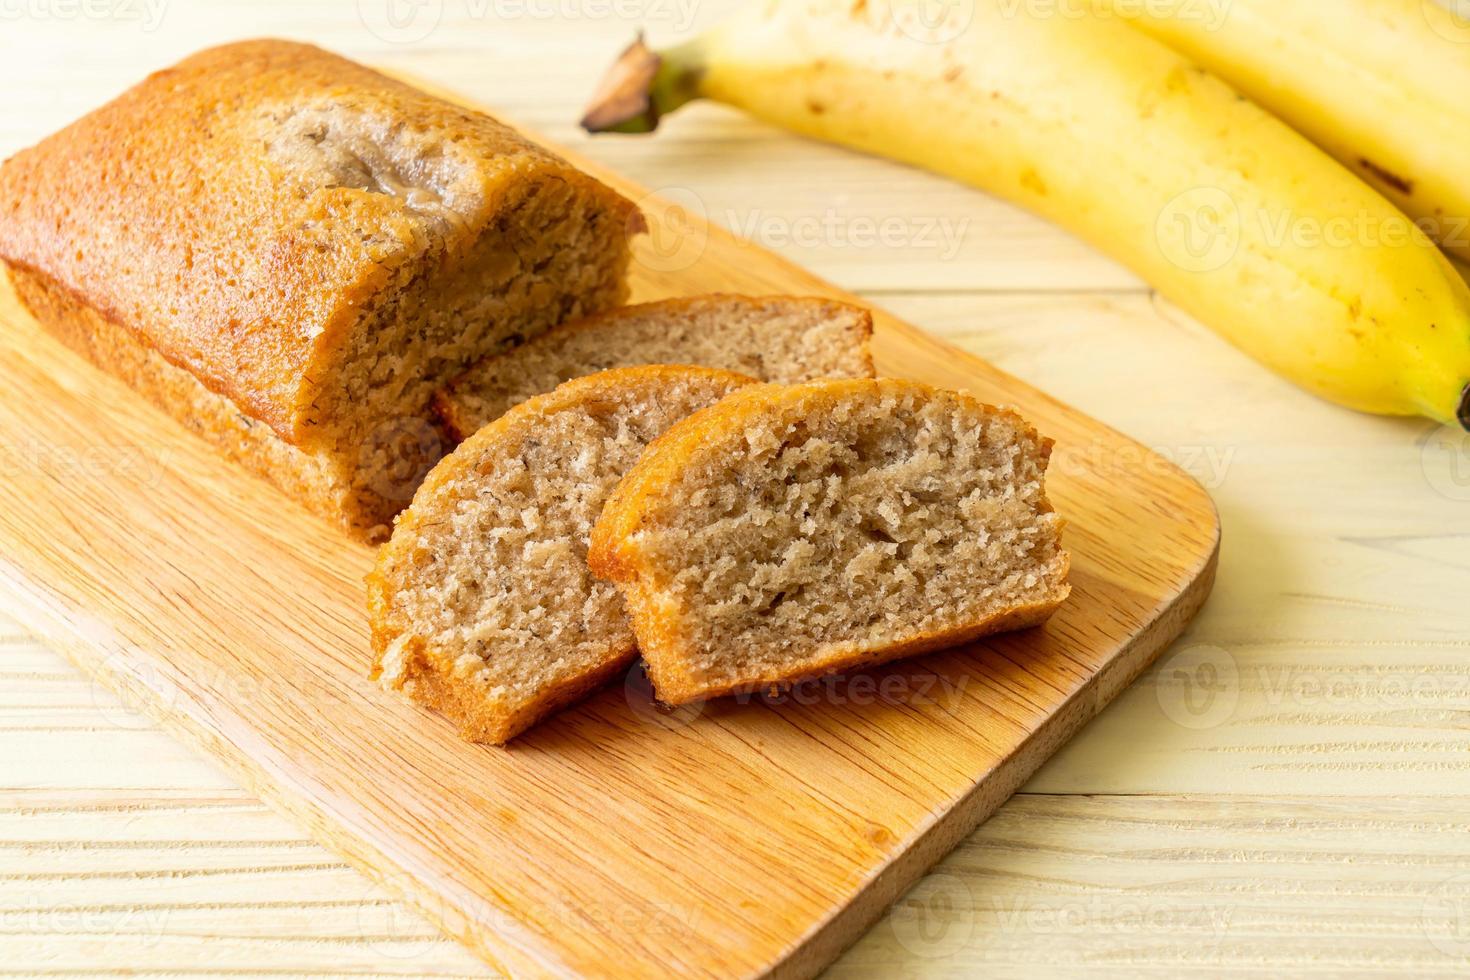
[0,94,1219,978]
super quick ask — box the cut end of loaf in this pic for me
[369,364,756,743]
[588,378,1071,704]
[433,293,875,442]
[309,169,638,535]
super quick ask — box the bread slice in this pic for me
[433,294,874,440]
[368,365,756,743]
[588,378,1071,704]
[0,41,639,540]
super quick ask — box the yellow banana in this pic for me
[583,0,1470,430]
[1092,0,1470,262]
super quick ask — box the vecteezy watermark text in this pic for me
[0,0,166,30]
[725,209,971,261]
[998,0,1229,30]
[1156,185,1470,273]
[358,0,698,44]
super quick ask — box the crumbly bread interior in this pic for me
[369,365,754,742]
[591,380,1070,700]
[294,150,632,529]
[434,294,873,439]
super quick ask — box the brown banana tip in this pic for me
[1458,381,1470,432]
[581,33,664,134]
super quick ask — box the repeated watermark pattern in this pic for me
[630,187,710,274]
[889,873,975,957]
[0,0,166,30]
[623,662,973,732]
[998,0,1230,29]
[890,870,1234,957]
[1421,423,1470,501]
[1156,185,1469,273]
[6,900,173,947]
[353,868,706,958]
[887,0,975,44]
[986,893,1234,940]
[886,0,1230,45]
[1424,0,1470,43]
[360,416,444,504]
[1153,642,1470,732]
[358,0,699,43]
[87,650,972,737]
[0,440,171,489]
[631,185,972,274]
[1154,643,1239,730]
[1423,873,1470,959]
[1052,439,1238,490]
[725,209,970,261]
[89,650,362,733]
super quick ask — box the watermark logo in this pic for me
[358,0,444,43]
[632,186,710,274]
[1421,423,1470,502]
[1423,872,1470,957]
[1156,187,1241,273]
[887,0,975,44]
[890,873,975,957]
[624,664,706,732]
[361,417,443,504]
[90,650,177,732]
[355,872,453,959]
[1154,643,1238,730]
[1424,0,1470,43]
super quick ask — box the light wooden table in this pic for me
[3,2,1468,976]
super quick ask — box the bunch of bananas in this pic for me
[583,0,1470,430]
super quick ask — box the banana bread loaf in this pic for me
[0,40,640,540]
[588,378,1071,704]
[368,365,756,743]
[432,293,875,440]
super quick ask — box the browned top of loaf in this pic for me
[0,39,638,441]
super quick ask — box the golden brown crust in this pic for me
[366,580,638,744]
[370,364,759,743]
[0,39,639,444]
[401,364,754,523]
[5,262,389,537]
[432,293,876,442]
[644,598,1066,706]
[588,378,1070,705]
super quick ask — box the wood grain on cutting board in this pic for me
[0,95,1216,976]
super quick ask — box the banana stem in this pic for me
[1458,382,1470,432]
[580,35,704,134]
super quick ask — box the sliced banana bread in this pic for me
[368,365,755,743]
[0,41,639,540]
[588,378,1071,704]
[432,294,874,440]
